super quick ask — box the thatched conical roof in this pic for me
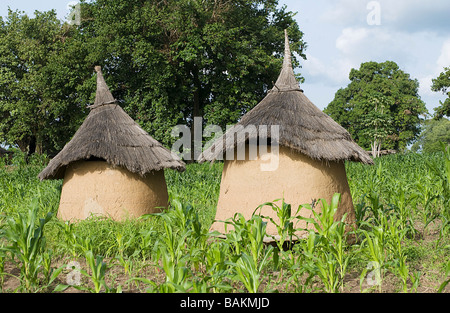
[39,66,185,180]
[199,30,373,165]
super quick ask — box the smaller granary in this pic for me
[38,66,185,221]
[200,30,373,238]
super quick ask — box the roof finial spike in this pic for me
[91,65,116,108]
[283,29,292,70]
[271,29,302,92]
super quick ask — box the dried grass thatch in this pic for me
[38,66,185,180]
[199,30,373,165]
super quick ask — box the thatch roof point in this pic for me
[90,66,117,109]
[270,29,303,93]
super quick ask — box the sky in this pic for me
[1,0,449,114]
[280,0,450,113]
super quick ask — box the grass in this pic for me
[0,149,449,293]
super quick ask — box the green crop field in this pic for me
[0,150,449,293]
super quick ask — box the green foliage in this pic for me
[431,66,450,119]
[75,242,120,293]
[225,214,274,293]
[0,200,60,292]
[1,1,306,156]
[440,142,450,194]
[0,9,93,156]
[438,258,450,293]
[254,198,300,252]
[411,118,450,153]
[70,0,306,149]
[0,154,449,293]
[362,95,394,157]
[347,152,448,292]
[0,244,5,289]
[324,61,428,152]
[295,194,354,293]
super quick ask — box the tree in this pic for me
[411,118,450,153]
[0,9,94,157]
[324,61,428,152]
[77,0,306,152]
[431,66,450,119]
[1,1,306,158]
[361,95,393,158]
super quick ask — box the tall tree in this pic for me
[77,0,306,151]
[361,95,393,157]
[411,118,450,153]
[431,66,450,119]
[1,1,306,158]
[324,61,427,152]
[0,9,94,156]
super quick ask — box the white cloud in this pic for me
[437,39,450,69]
[303,26,415,87]
[334,26,422,63]
[320,0,450,33]
[382,0,450,33]
[415,38,450,113]
[418,75,435,97]
[335,27,369,55]
[302,52,354,86]
[302,53,326,77]
[418,39,450,94]
[320,0,367,25]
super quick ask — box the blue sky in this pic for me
[281,0,450,114]
[1,0,449,114]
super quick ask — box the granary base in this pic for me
[58,161,168,221]
[211,146,356,238]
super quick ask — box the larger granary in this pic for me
[200,30,373,238]
[39,66,185,221]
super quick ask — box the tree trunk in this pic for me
[371,141,376,158]
[371,139,382,158]
[190,66,202,162]
[16,138,29,153]
[28,136,36,156]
